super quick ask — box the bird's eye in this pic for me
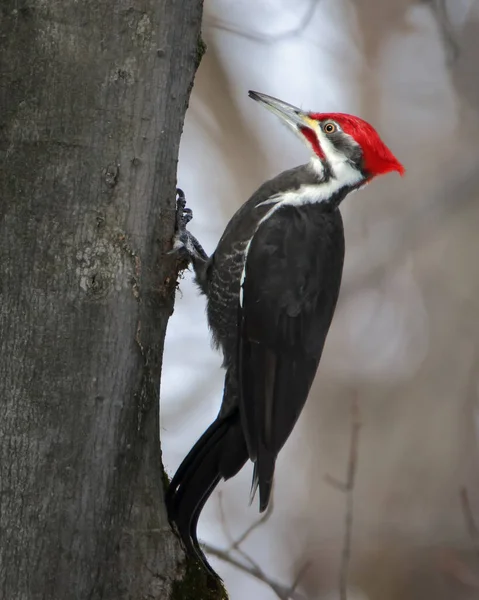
[323,122,337,134]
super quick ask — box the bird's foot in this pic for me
[170,189,193,254]
[169,189,208,266]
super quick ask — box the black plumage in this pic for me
[166,90,403,576]
[166,165,347,573]
[239,201,344,509]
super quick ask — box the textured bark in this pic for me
[0,1,212,598]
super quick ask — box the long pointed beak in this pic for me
[248,90,311,129]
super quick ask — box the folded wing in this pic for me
[239,204,345,510]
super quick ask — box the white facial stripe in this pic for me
[309,157,325,177]
[316,128,342,163]
[315,125,362,184]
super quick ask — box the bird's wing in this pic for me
[239,204,344,510]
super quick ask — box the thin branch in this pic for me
[324,397,361,600]
[290,561,311,597]
[217,490,235,547]
[216,487,274,564]
[215,490,265,571]
[205,0,319,44]
[216,490,273,570]
[339,397,361,600]
[212,477,308,598]
[230,497,274,551]
[203,543,308,600]
[323,474,347,493]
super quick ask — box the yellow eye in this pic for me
[323,122,336,134]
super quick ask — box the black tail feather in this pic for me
[165,411,248,575]
[255,449,276,512]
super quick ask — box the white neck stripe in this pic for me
[239,156,363,307]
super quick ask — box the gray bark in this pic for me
[0,1,209,598]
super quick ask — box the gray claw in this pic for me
[170,189,208,263]
[182,208,193,226]
[175,189,193,230]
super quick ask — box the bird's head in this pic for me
[249,91,404,183]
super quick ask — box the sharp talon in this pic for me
[171,188,207,264]
[182,209,193,226]
[176,190,186,219]
[175,188,194,232]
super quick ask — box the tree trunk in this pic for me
[0,1,221,598]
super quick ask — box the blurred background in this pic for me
[161,1,479,598]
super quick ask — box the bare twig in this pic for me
[212,478,308,598]
[203,542,308,600]
[215,491,268,572]
[324,397,361,600]
[217,490,235,547]
[460,487,479,561]
[290,561,311,597]
[216,488,274,565]
[205,0,319,44]
[216,490,274,568]
[323,474,347,493]
[339,398,361,600]
[230,497,274,550]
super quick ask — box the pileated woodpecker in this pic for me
[167,91,404,573]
